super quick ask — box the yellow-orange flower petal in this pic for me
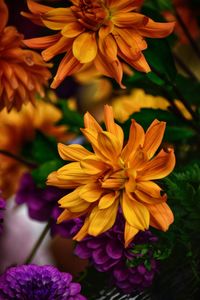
[47,105,175,246]
[23,0,175,87]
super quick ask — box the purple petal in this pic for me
[106,240,123,259]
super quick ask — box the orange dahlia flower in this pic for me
[0,0,51,111]
[23,0,175,88]
[47,105,175,247]
[164,0,200,44]
[0,98,71,198]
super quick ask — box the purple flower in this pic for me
[15,173,82,238]
[75,214,159,294]
[0,193,5,235]
[0,264,86,300]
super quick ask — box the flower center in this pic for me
[72,0,110,31]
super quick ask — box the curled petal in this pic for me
[42,8,75,30]
[148,202,174,231]
[138,19,175,38]
[58,143,92,161]
[143,119,166,159]
[138,148,176,180]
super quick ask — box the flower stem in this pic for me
[174,53,199,82]
[150,66,200,134]
[174,8,200,60]
[24,222,51,265]
[0,149,37,169]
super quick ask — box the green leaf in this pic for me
[58,99,84,132]
[32,159,63,188]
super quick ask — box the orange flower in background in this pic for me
[47,105,175,247]
[0,98,71,198]
[164,0,200,44]
[0,0,51,111]
[23,0,175,88]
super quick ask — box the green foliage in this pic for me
[144,0,173,11]
[121,108,196,143]
[58,100,84,133]
[32,159,63,188]
[147,163,200,300]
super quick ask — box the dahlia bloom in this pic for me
[0,0,51,111]
[23,0,175,88]
[47,105,175,247]
[0,99,69,198]
[0,193,5,235]
[75,214,158,294]
[0,264,86,299]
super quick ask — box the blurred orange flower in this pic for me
[0,0,51,111]
[164,0,200,44]
[23,0,175,88]
[47,105,175,247]
[0,98,71,198]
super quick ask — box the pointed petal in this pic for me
[58,187,91,212]
[47,171,78,188]
[122,119,145,161]
[58,143,92,161]
[42,36,72,61]
[57,162,93,184]
[94,51,125,89]
[148,202,174,231]
[80,183,103,202]
[42,8,75,30]
[23,34,60,50]
[57,209,83,224]
[138,148,176,180]
[26,0,52,14]
[80,155,108,175]
[62,22,85,38]
[73,217,90,241]
[51,50,82,88]
[98,192,117,209]
[138,19,175,38]
[88,199,119,236]
[104,105,124,148]
[84,111,102,132]
[143,120,166,159]
[121,192,149,230]
[124,222,139,248]
[97,131,122,161]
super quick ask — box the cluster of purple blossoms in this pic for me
[0,264,86,299]
[15,173,159,295]
[75,214,159,294]
[0,193,5,235]
[15,173,82,238]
